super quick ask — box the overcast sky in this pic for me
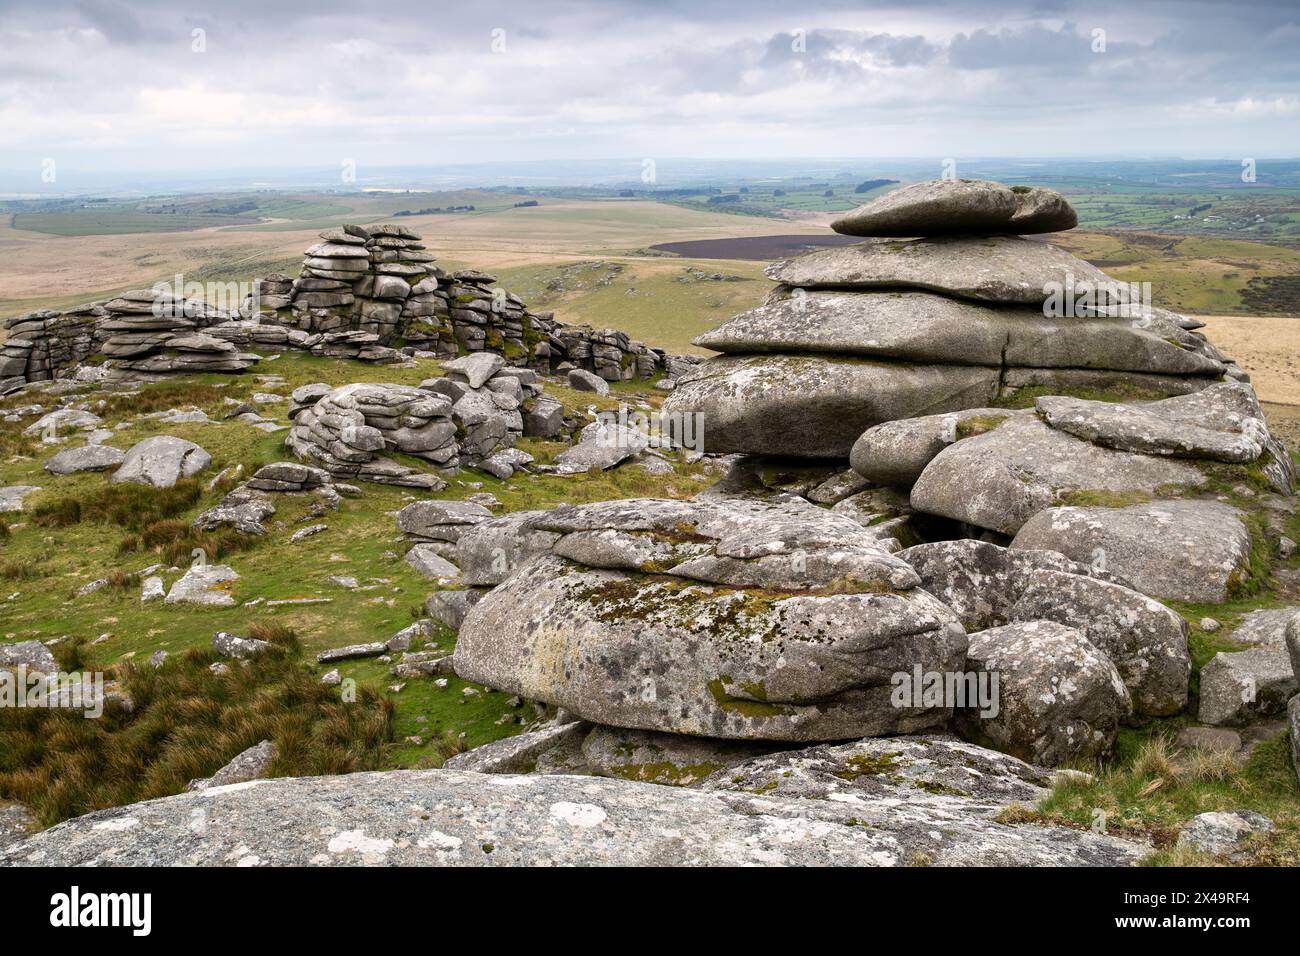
[1,0,1297,175]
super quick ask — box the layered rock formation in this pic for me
[665,179,1241,458]
[3,223,699,395]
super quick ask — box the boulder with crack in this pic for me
[453,497,966,742]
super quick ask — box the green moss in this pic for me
[1057,489,1154,508]
[706,679,786,718]
[831,751,902,781]
[955,414,1010,439]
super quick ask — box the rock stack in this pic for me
[286,383,457,490]
[1,308,99,393]
[446,493,1195,768]
[665,179,1240,458]
[97,290,259,375]
[286,358,562,487]
[2,291,256,393]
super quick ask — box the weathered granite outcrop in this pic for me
[453,496,966,742]
[0,762,1146,867]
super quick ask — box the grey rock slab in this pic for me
[112,435,212,488]
[443,353,505,389]
[663,354,1000,458]
[0,802,38,851]
[426,588,487,631]
[0,640,58,675]
[1176,810,1274,857]
[910,416,1206,536]
[1198,646,1297,726]
[212,631,272,659]
[581,726,775,786]
[703,735,1143,865]
[166,565,239,607]
[830,179,1076,237]
[1011,499,1252,604]
[567,368,609,395]
[528,496,920,592]
[554,420,648,474]
[898,538,1120,631]
[443,723,592,774]
[0,485,40,512]
[955,620,1131,767]
[851,408,1019,487]
[405,545,461,581]
[453,553,966,742]
[1036,383,1270,463]
[765,235,1115,305]
[0,766,1141,867]
[696,291,1220,376]
[454,511,560,586]
[189,740,278,792]
[396,499,493,541]
[44,444,125,475]
[317,643,387,663]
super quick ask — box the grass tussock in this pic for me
[97,382,234,419]
[1036,732,1300,863]
[0,629,394,826]
[31,479,204,532]
[117,519,256,566]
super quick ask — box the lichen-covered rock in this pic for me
[696,291,1219,376]
[829,179,1076,237]
[454,546,964,741]
[955,620,1131,766]
[112,435,212,488]
[1011,499,1252,604]
[765,234,1114,304]
[897,538,1113,630]
[1009,569,1190,717]
[1176,810,1274,858]
[1198,613,1300,726]
[443,723,591,774]
[910,416,1206,536]
[454,511,560,586]
[397,499,494,542]
[188,740,277,792]
[1037,386,1262,462]
[0,766,1144,867]
[44,444,125,475]
[166,565,239,607]
[0,640,58,675]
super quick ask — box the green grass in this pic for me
[0,624,394,826]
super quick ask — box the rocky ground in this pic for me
[1,186,1298,868]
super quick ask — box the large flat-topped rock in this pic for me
[0,765,1145,867]
[1011,499,1253,604]
[663,354,999,458]
[694,290,1224,376]
[454,554,965,742]
[765,235,1114,304]
[831,179,1077,237]
[909,416,1208,536]
[1036,386,1266,463]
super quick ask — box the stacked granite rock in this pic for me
[665,179,1241,458]
[2,291,256,393]
[286,382,456,490]
[442,493,1193,770]
[1,307,100,393]
[286,357,563,487]
[97,290,258,375]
